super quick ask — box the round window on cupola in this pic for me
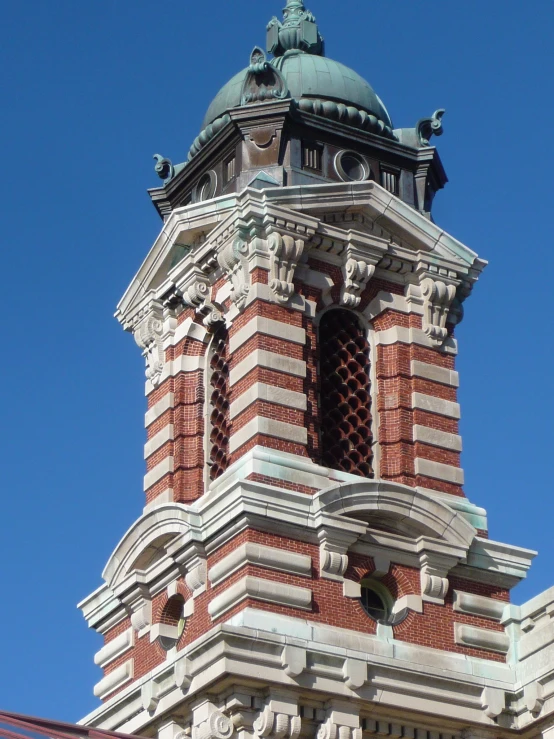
[194,170,217,202]
[335,151,370,182]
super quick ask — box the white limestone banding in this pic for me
[411,360,459,387]
[94,628,134,668]
[143,456,174,491]
[93,660,134,699]
[208,575,312,619]
[230,418,308,453]
[414,458,464,485]
[453,591,506,621]
[144,424,175,459]
[413,425,462,452]
[412,392,461,419]
[230,383,307,419]
[454,623,509,654]
[145,392,175,427]
[230,350,307,385]
[209,542,311,586]
[229,317,306,353]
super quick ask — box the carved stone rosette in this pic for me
[267,232,305,304]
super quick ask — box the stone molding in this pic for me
[454,624,510,654]
[80,476,536,639]
[94,628,134,668]
[208,542,312,587]
[207,575,312,619]
[81,607,537,735]
[93,659,133,700]
[452,591,506,621]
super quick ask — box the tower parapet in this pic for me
[78,5,554,739]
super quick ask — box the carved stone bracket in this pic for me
[418,549,459,605]
[317,703,361,739]
[193,702,234,739]
[340,243,379,308]
[114,575,152,636]
[267,232,305,304]
[218,229,251,309]
[318,528,361,582]
[254,694,301,739]
[132,301,165,386]
[185,557,208,598]
[420,276,457,347]
[178,268,224,329]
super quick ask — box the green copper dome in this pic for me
[202,52,392,132]
[186,1,395,161]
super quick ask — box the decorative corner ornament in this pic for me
[154,154,175,184]
[133,303,165,386]
[317,719,361,739]
[320,548,348,579]
[241,47,289,106]
[181,276,224,329]
[218,229,251,309]
[420,277,457,347]
[416,109,445,147]
[341,257,375,308]
[267,232,305,304]
[195,711,234,739]
[254,707,301,739]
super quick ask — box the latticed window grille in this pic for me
[319,310,373,477]
[208,327,230,481]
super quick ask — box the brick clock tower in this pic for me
[79,5,554,739]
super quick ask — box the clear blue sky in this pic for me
[1,0,552,723]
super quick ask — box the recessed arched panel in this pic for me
[319,309,373,478]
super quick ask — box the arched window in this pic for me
[319,309,373,477]
[208,326,230,481]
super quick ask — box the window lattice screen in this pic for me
[209,327,230,481]
[319,310,373,477]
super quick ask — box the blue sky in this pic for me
[1,0,552,723]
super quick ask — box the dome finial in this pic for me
[267,0,324,57]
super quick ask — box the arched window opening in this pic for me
[319,310,373,477]
[208,326,230,481]
[158,594,186,650]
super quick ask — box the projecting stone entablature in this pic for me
[115,181,483,505]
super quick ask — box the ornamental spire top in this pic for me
[267,0,324,57]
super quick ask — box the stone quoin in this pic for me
[77,4,554,739]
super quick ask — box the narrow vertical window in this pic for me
[302,141,323,172]
[319,310,373,477]
[380,167,399,196]
[224,155,236,184]
[208,326,230,481]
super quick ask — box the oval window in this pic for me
[359,579,392,622]
[335,151,370,182]
[194,170,217,202]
